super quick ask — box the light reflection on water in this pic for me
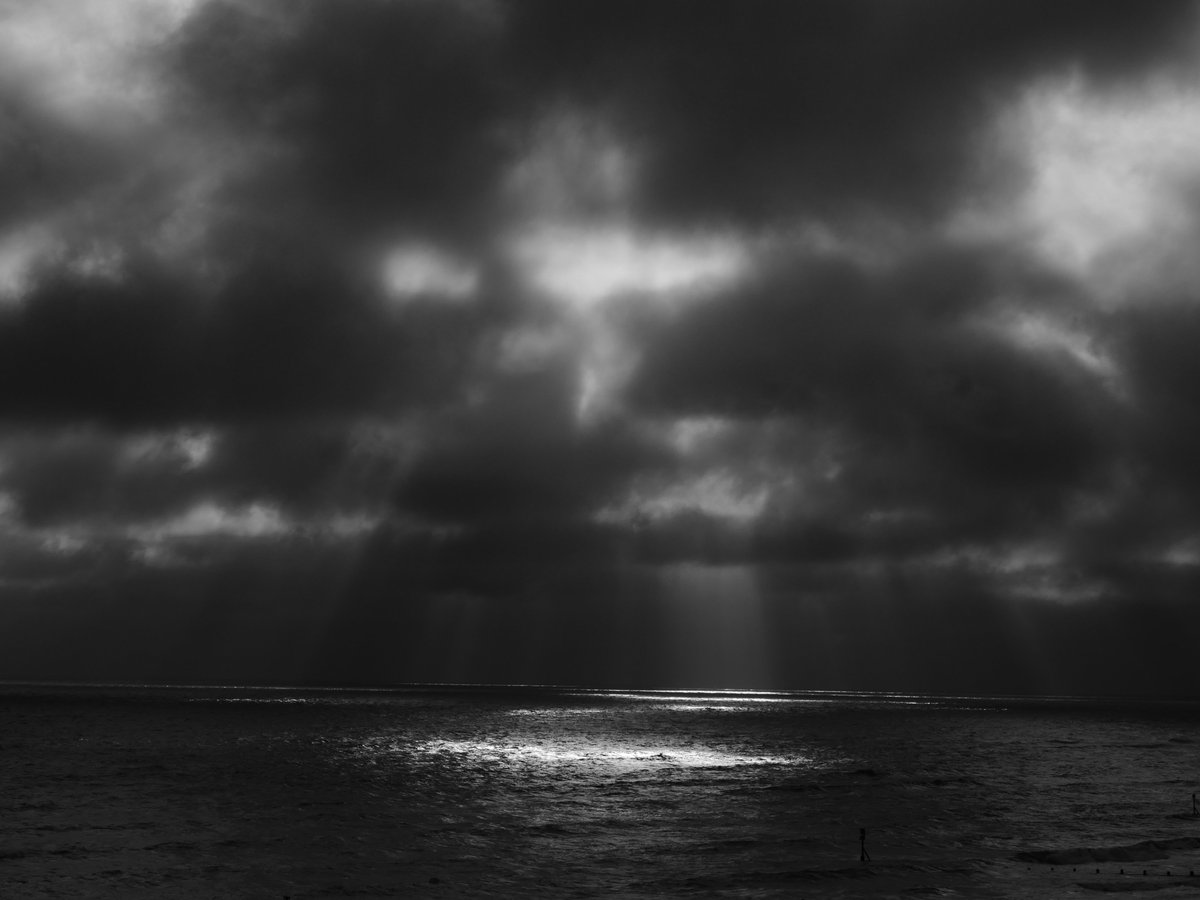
[407,737,821,771]
[600,692,797,705]
[566,696,801,710]
[353,695,843,776]
[344,689,926,777]
[506,707,608,716]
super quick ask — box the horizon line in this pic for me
[2,679,1198,704]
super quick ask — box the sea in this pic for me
[1,684,1199,899]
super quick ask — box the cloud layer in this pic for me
[3,0,1200,694]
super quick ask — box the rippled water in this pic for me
[1,685,1198,898]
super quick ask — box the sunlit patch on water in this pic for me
[506,702,779,715]
[505,707,609,717]
[197,696,315,704]
[366,736,825,772]
[584,690,800,706]
[658,703,771,712]
[343,689,859,775]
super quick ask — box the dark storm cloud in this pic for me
[394,365,670,526]
[1116,302,1200,493]
[0,420,404,529]
[0,430,128,527]
[0,243,485,426]
[505,0,1194,225]
[630,244,1121,486]
[0,98,116,234]
[162,0,1195,243]
[3,0,1191,430]
[613,240,1176,592]
[171,0,512,245]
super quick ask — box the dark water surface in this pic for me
[1,685,1199,898]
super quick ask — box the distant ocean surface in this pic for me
[2,685,1199,898]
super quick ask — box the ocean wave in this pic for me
[683,837,766,855]
[1016,837,1200,865]
[631,860,986,893]
[628,865,876,892]
[1077,879,1193,893]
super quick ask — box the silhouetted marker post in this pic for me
[860,827,871,863]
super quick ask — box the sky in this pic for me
[3,0,1200,696]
